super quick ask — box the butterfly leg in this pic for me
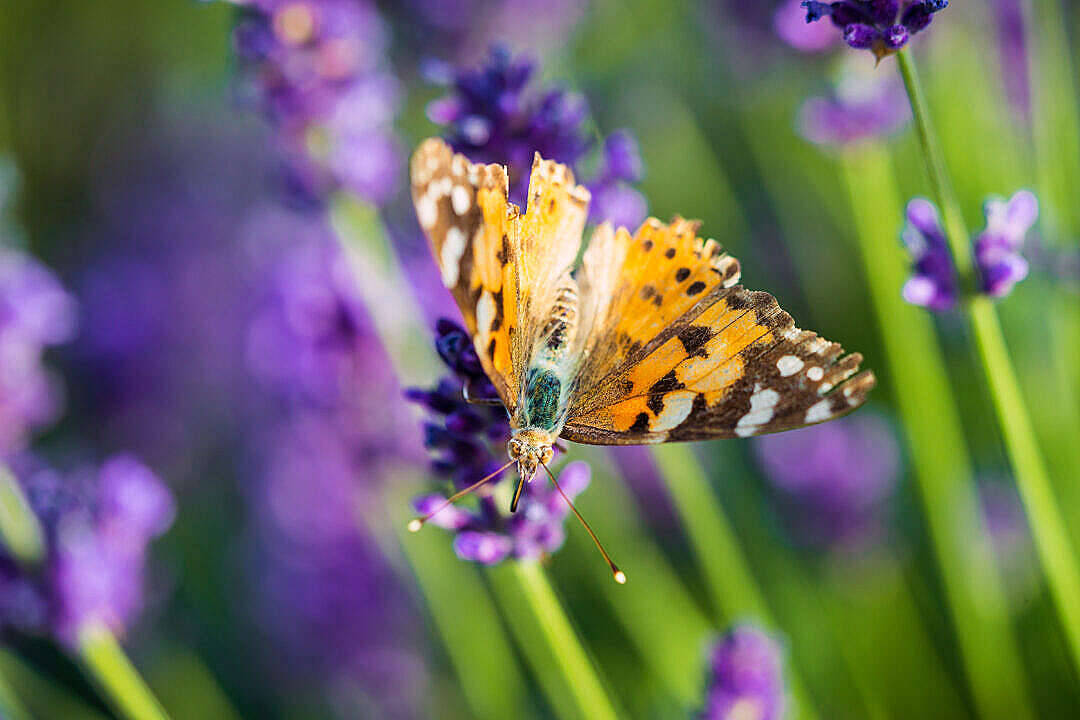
[462,379,503,406]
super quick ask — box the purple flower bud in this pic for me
[435,319,484,379]
[974,190,1037,298]
[901,198,959,311]
[901,0,949,34]
[844,23,879,49]
[702,626,786,720]
[884,23,909,49]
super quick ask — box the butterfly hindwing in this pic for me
[563,217,875,444]
[411,139,590,412]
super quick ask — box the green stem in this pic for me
[504,562,622,720]
[0,463,44,568]
[840,145,1031,720]
[650,444,819,720]
[77,623,171,720]
[898,48,1080,677]
[0,662,32,720]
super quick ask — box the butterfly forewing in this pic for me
[562,217,875,444]
[411,139,592,414]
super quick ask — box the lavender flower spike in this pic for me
[406,320,595,568]
[901,197,958,311]
[802,1,949,60]
[701,625,786,720]
[0,455,174,648]
[975,190,1036,298]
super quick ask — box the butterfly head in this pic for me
[507,430,555,512]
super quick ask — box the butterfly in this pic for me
[410,137,875,570]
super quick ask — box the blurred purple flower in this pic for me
[992,0,1030,122]
[754,413,900,549]
[0,455,173,647]
[802,0,949,60]
[427,45,590,203]
[798,57,910,146]
[974,190,1036,298]
[587,131,648,229]
[701,625,786,720]
[239,204,427,717]
[228,0,402,203]
[426,46,647,227]
[901,198,959,311]
[0,247,77,456]
[775,0,840,51]
[406,320,591,566]
[901,191,1036,311]
[416,461,590,565]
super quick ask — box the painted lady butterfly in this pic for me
[411,137,875,528]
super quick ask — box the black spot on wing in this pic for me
[664,247,676,259]
[677,325,713,358]
[491,289,504,332]
[686,281,707,296]
[675,267,690,282]
[630,412,650,433]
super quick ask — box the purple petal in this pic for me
[412,494,472,530]
[453,531,513,565]
[777,0,840,51]
[905,198,943,238]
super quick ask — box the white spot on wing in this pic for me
[806,399,832,424]
[476,290,495,334]
[806,366,824,382]
[776,355,803,377]
[650,392,695,432]
[451,185,471,215]
[417,194,437,229]
[735,386,779,437]
[440,226,466,287]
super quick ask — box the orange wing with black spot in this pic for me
[411,138,589,412]
[562,216,875,445]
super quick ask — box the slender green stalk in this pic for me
[507,562,622,720]
[897,49,1080,676]
[77,623,171,720]
[841,144,1031,720]
[650,444,820,720]
[1024,0,1080,538]
[489,562,623,720]
[0,464,44,568]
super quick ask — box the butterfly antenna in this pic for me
[408,459,516,532]
[541,461,626,584]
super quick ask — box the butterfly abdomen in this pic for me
[539,282,579,358]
